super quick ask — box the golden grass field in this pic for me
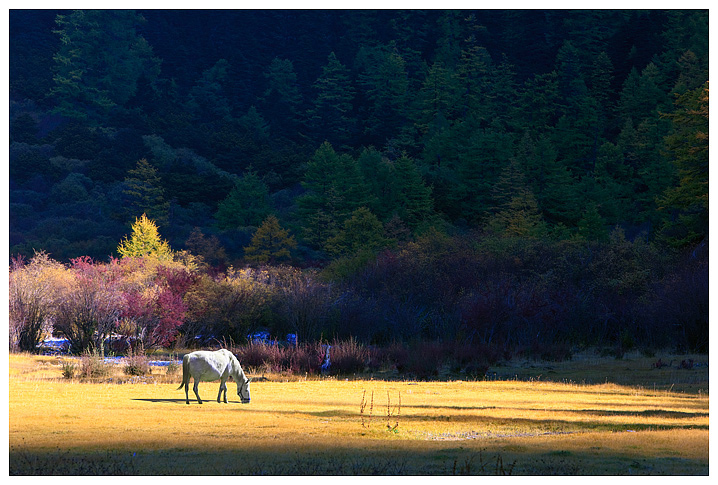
[8,351,709,475]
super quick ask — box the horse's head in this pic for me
[238,377,252,404]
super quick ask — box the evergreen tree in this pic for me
[658,82,708,247]
[215,169,271,229]
[577,202,609,242]
[187,58,233,122]
[415,60,457,138]
[298,142,371,248]
[306,52,356,148]
[357,43,410,145]
[117,213,173,261]
[244,215,296,264]
[325,207,388,257]
[123,159,170,227]
[50,10,161,122]
[262,57,303,135]
[490,188,548,239]
[392,154,434,228]
[357,147,397,219]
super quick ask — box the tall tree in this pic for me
[261,57,303,136]
[298,142,371,248]
[391,154,434,229]
[306,52,356,148]
[215,169,271,229]
[123,159,170,227]
[117,214,174,261]
[658,82,708,247]
[50,10,161,122]
[187,59,233,122]
[244,215,296,264]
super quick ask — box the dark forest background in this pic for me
[8,10,708,358]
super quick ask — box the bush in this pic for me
[123,348,151,376]
[61,360,78,379]
[79,350,112,379]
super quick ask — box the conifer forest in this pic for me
[8,10,708,363]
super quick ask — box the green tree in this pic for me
[123,158,170,227]
[357,43,410,143]
[306,52,356,148]
[215,169,271,229]
[298,142,371,248]
[244,215,296,264]
[357,147,397,220]
[415,60,459,138]
[262,57,303,134]
[50,10,160,121]
[117,214,173,261]
[577,202,609,242]
[658,82,708,247]
[490,188,548,239]
[325,207,388,257]
[392,154,434,229]
[187,59,233,122]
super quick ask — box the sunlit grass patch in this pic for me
[9,352,708,475]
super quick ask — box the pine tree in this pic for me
[490,188,548,239]
[215,169,271,229]
[298,142,372,247]
[50,10,160,122]
[123,158,170,227]
[117,214,173,261]
[306,52,356,148]
[262,57,303,135]
[325,207,388,257]
[392,154,434,228]
[187,58,233,122]
[244,215,296,264]
[658,82,708,247]
[577,203,609,242]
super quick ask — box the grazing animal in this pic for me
[177,349,252,405]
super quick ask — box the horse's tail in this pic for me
[176,354,190,390]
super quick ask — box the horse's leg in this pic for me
[193,378,203,404]
[184,382,190,405]
[217,380,226,403]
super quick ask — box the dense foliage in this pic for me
[8,10,708,358]
[9,10,708,260]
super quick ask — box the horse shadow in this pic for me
[132,398,243,405]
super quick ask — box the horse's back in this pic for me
[186,350,229,381]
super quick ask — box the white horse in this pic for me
[177,349,252,405]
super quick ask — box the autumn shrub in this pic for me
[234,341,287,372]
[53,257,124,354]
[123,347,151,376]
[8,252,68,351]
[328,338,375,374]
[79,350,112,379]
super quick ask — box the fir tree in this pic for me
[298,142,372,247]
[307,52,356,148]
[244,215,296,264]
[215,169,271,229]
[117,214,173,261]
[392,154,434,228]
[123,159,170,227]
[325,207,388,257]
[658,82,708,247]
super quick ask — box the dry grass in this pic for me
[8,352,708,475]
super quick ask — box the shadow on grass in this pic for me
[10,439,709,475]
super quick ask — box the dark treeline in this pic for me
[9,10,708,357]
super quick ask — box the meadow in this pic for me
[8,351,708,475]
